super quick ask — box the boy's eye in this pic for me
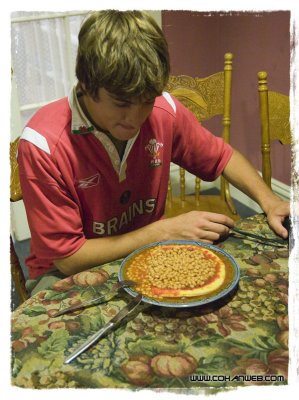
[144,99,155,105]
[113,98,155,108]
[114,101,130,108]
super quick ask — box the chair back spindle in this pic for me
[164,53,239,220]
[258,71,291,189]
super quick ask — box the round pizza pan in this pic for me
[119,240,240,308]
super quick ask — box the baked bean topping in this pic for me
[125,244,222,299]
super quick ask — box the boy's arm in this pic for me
[222,148,290,238]
[54,210,235,275]
[55,148,290,276]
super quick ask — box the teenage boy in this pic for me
[18,10,289,293]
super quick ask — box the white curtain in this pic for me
[10,11,87,241]
[11,11,87,133]
[11,10,162,133]
[10,10,162,241]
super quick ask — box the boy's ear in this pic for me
[79,82,87,92]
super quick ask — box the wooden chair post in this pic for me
[10,236,29,303]
[221,53,237,214]
[258,71,272,189]
[222,52,233,144]
[179,167,186,203]
[195,176,200,206]
[10,137,29,303]
[167,178,173,205]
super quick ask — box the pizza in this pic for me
[124,244,226,300]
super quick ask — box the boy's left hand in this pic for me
[266,200,290,239]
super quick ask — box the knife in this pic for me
[64,293,142,364]
[230,227,287,248]
[52,280,136,317]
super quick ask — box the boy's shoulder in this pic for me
[23,97,72,149]
[19,97,72,158]
[153,92,177,117]
[27,97,71,133]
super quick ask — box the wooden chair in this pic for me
[258,71,292,189]
[10,137,29,303]
[164,52,239,220]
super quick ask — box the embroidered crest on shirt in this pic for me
[145,138,163,167]
[77,173,101,189]
[72,125,94,134]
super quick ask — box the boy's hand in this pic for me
[265,200,290,239]
[159,211,235,243]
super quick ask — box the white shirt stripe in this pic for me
[162,91,176,113]
[20,127,51,155]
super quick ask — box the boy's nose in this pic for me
[124,104,147,126]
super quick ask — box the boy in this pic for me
[18,10,289,293]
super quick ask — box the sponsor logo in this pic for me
[120,190,131,205]
[93,198,156,235]
[145,138,163,167]
[77,173,101,189]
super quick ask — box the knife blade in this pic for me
[64,293,142,364]
[52,280,136,317]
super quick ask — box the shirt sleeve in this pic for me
[170,96,233,181]
[17,138,87,262]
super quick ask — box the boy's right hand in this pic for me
[157,211,235,244]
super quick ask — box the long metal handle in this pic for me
[64,293,142,364]
[64,322,114,364]
[230,227,287,247]
[53,280,135,317]
[53,297,109,317]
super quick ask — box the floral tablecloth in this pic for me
[11,214,289,390]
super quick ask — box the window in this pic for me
[11,11,87,136]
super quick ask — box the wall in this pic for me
[162,10,291,186]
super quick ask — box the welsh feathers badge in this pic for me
[145,138,163,167]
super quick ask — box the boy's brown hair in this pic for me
[76,10,170,101]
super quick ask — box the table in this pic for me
[11,214,289,390]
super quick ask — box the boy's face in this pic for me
[82,88,155,141]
